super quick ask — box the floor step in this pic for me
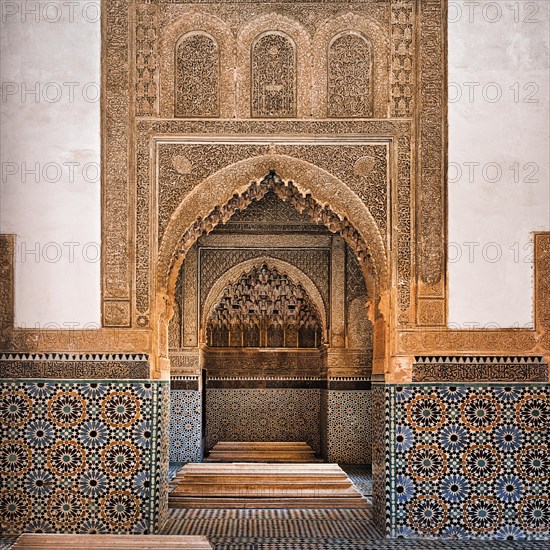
[206,441,322,463]
[169,461,368,509]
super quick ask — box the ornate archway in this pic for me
[155,156,390,375]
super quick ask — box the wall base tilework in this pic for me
[325,390,372,464]
[205,389,321,454]
[385,383,550,540]
[169,390,202,463]
[0,379,168,535]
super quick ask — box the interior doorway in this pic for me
[167,174,375,471]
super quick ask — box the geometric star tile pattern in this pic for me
[389,383,550,540]
[326,390,372,464]
[169,390,202,463]
[0,379,166,535]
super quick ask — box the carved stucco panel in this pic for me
[175,32,220,117]
[417,0,446,297]
[156,154,388,300]
[103,0,131,315]
[237,13,312,118]
[156,141,390,246]
[138,120,405,326]
[182,245,198,347]
[327,31,373,117]
[136,2,160,117]
[251,32,297,118]
[157,143,267,242]
[158,11,235,118]
[312,12,390,118]
[390,0,414,117]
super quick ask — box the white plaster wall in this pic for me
[0,1,101,327]
[1,1,548,329]
[448,0,550,328]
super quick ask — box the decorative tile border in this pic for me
[412,356,548,383]
[206,377,326,389]
[387,382,550,540]
[0,354,150,380]
[170,376,199,391]
[0,379,167,534]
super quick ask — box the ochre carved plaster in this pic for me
[159,11,235,118]
[157,161,387,301]
[312,12,390,118]
[237,13,312,118]
[0,235,15,333]
[201,257,328,342]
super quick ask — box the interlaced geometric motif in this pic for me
[389,384,550,539]
[205,389,321,454]
[169,390,202,464]
[0,380,165,534]
[326,390,372,464]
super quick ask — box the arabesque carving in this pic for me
[158,11,235,118]
[136,2,159,117]
[237,13,312,118]
[312,12,390,118]
[390,0,414,117]
[251,32,296,118]
[328,32,372,118]
[159,167,386,309]
[175,33,220,117]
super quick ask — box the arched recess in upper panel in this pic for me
[328,32,373,118]
[312,13,390,118]
[251,32,296,118]
[237,14,312,118]
[159,12,235,118]
[175,32,220,117]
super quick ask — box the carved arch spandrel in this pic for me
[159,12,235,118]
[312,12,390,118]
[236,13,312,118]
[156,154,388,307]
[201,257,328,343]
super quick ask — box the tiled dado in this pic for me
[0,379,169,535]
[325,390,372,464]
[377,383,550,540]
[169,389,202,464]
[205,389,322,454]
